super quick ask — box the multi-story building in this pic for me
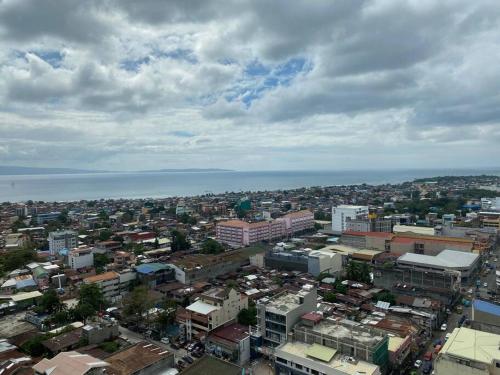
[274,341,381,375]
[471,299,500,335]
[264,249,343,277]
[216,210,313,247]
[435,327,500,375]
[256,285,317,348]
[207,323,251,366]
[135,263,175,288]
[36,212,61,225]
[331,205,369,234]
[67,247,94,270]
[83,271,120,302]
[48,230,77,256]
[293,316,389,370]
[185,288,248,340]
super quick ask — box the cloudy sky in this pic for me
[1,0,500,171]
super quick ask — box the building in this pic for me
[82,321,119,344]
[293,317,389,369]
[331,205,369,234]
[36,212,61,225]
[49,230,77,256]
[135,263,175,288]
[373,251,466,304]
[435,327,500,375]
[216,210,313,247]
[185,288,248,340]
[207,323,250,366]
[264,249,343,277]
[274,341,381,375]
[68,247,94,270]
[4,233,28,250]
[33,351,108,375]
[256,285,317,347]
[83,271,120,302]
[471,300,500,335]
[105,341,174,375]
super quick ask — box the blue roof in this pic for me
[16,278,37,289]
[58,248,69,256]
[473,299,500,316]
[136,263,170,274]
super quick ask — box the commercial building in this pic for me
[207,323,250,366]
[281,210,315,235]
[33,351,108,375]
[185,288,248,340]
[83,271,120,302]
[48,230,78,256]
[36,212,61,225]
[293,317,389,369]
[68,247,94,270]
[264,249,343,277]
[373,251,470,304]
[256,285,317,347]
[471,300,500,335]
[435,327,500,375]
[274,341,381,375]
[331,205,369,234]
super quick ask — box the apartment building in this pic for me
[184,287,248,340]
[83,271,120,302]
[68,247,94,270]
[48,230,78,256]
[256,285,317,348]
[216,210,313,247]
[435,327,500,375]
[331,205,369,234]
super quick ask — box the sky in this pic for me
[1,0,500,171]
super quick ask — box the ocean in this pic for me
[0,169,499,203]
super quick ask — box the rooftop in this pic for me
[135,262,171,274]
[83,271,119,283]
[398,250,479,269]
[261,287,313,313]
[187,300,219,315]
[440,327,500,364]
[106,341,172,375]
[473,299,500,316]
[33,351,108,375]
[276,341,380,375]
[181,355,242,375]
[210,323,249,343]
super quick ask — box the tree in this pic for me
[94,253,110,274]
[178,213,196,225]
[72,303,96,323]
[201,238,224,254]
[345,261,371,284]
[78,283,105,312]
[323,292,337,303]
[123,286,154,325]
[237,301,257,326]
[171,230,190,252]
[98,229,113,241]
[51,310,71,325]
[0,246,38,274]
[39,289,64,314]
[98,209,109,221]
[373,291,396,305]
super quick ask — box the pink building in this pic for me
[216,210,314,247]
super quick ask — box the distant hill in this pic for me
[0,165,233,175]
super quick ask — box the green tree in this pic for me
[51,310,71,325]
[178,213,197,225]
[373,291,396,305]
[72,303,96,323]
[98,229,113,241]
[201,238,224,254]
[0,246,38,273]
[237,301,257,326]
[123,286,154,325]
[98,210,109,221]
[171,230,190,252]
[94,253,110,274]
[78,283,105,312]
[323,292,337,303]
[39,289,64,314]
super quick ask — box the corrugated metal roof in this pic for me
[305,343,336,362]
[473,299,500,316]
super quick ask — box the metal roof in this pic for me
[398,249,479,269]
[135,262,171,274]
[305,343,337,362]
[473,299,500,316]
[186,300,219,315]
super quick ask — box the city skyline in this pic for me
[1,0,500,171]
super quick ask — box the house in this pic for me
[207,323,250,366]
[33,351,108,375]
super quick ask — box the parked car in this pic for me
[161,337,170,344]
[434,345,442,354]
[183,356,194,364]
[192,351,203,358]
[445,332,451,341]
[414,360,423,368]
[440,323,447,331]
[422,361,433,374]
[423,352,433,361]
[171,343,179,350]
[484,282,488,288]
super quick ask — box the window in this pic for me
[311,370,319,375]
[276,357,287,364]
[296,364,303,370]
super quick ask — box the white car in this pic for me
[484,282,488,288]
[445,333,451,341]
[440,323,447,331]
[161,337,170,344]
[414,359,423,368]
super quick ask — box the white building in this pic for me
[184,288,248,341]
[257,285,317,348]
[68,247,94,270]
[434,327,500,375]
[48,230,77,256]
[331,205,369,234]
[83,271,120,302]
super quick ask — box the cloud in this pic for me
[0,0,499,171]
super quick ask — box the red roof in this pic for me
[210,323,249,343]
[343,231,394,239]
[301,312,323,323]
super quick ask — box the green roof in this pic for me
[305,343,337,362]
